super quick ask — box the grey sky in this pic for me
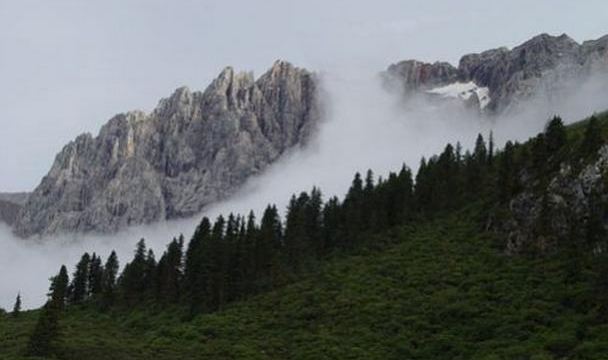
[1,0,607,191]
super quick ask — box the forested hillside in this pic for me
[2,112,608,359]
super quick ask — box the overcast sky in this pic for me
[1,0,607,191]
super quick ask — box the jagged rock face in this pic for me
[384,33,608,113]
[500,145,608,255]
[0,193,29,226]
[14,61,320,237]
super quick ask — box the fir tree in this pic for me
[28,266,69,356]
[69,253,91,304]
[12,293,21,317]
[50,266,69,310]
[119,239,149,305]
[580,115,603,157]
[184,217,212,314]
[100,251,119,309]
[88,253,104,299]
[545,116,567,153]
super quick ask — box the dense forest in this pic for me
[3,113,608,359]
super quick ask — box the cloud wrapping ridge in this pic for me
[1,66,607,310]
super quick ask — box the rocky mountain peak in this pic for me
[13,61,321,237]
[384,33,608,114]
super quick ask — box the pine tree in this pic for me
[157,236,184,303]
[580,115,603,157]
[119,239,149,305]
[27,302,61,357]
[184,217,212,314]
[27,266,68,357]
[545,116,567,153]
[498,141,516,203]
[12,293,21,317]
[473,133,487,164]
[488,131,495,166]
[256,205,283,289]
[100,251,119,309]
[69,253,91,304]
[49,266,69,310]
[88,253,104,300]
[208,216,228,311]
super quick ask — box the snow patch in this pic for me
[426,81,491,109]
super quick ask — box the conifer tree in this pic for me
[545,116,567,153]
[256,205,282,289]
[498,141,516,202]
[27,266,68,357]
[580,115,603,157]
[69,253,91,304]
[184,217,211,313]
[12,293,21,317]
[88,253,104,299]
[157,236,184,303]
[488,131,495,165]
[50,266,69,311]
[101,251,119,309]
[119,239,149,305]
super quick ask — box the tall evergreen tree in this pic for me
[88,253,104,299]
[119,239,149,305]
[184,217,212,314]
[12,293,21,317]
[69,253,91,304]
[157,236,184,303]
[49,266,69,311]
[580,115,603,157]
[100,251,119,309]
[27,266,68,357]
[545,116,567,153]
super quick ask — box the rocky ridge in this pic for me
[14,61,320,237]
[384,33,608,113]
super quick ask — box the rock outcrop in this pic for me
[498,142,608,255]
[14,61,320,237]
[0,193,29,226]
[384,33,608,113]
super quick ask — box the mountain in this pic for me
[13,61,320,237]
[383,33,608,113]
[0,192,28,226]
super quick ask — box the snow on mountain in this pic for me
[426,81,491,109]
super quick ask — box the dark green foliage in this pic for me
[50,266,69,311]
[119,239,149,305]
[100,251,119,310]
[12,293,21,318]
[155,236,184,303]
[580,115,604,157]
[26,302,61,357]
[69,253,91,304]
[545,116,567,153]
[497,140,517,202]
[88,254,104,299]
[27,266,69,357]
[11,112,608,359]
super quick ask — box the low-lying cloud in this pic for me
[1,66,607,310]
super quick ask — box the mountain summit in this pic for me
[384,33,608,113]
[13,61,320,237]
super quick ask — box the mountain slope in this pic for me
[2,214,607,359]
[383,33,608,113]
[14,61,320,237]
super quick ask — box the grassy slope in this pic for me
[2,213,607,359]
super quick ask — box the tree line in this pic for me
[24,115,608,356]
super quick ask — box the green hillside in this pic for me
[2,112,608,359]
[2,212,607,359]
